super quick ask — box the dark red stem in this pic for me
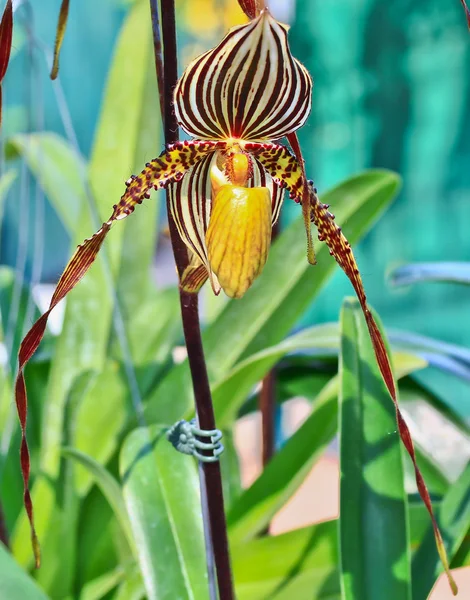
[0,501,9,548]
[159,2,234,598]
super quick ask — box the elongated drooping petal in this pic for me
[174,9,312,142]
[50,0,70,79]
[15,140,217,566]
[251,140,458,595]
[170,149,284,295]
[0,0,13,127]
[460,0,470,29]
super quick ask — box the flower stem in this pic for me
[158,2,234,598]
[260,370,276,466]
[0,500,9,548]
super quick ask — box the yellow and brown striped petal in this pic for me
[174,9,312,142]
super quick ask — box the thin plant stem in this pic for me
[259,370,276,466]
[0,500,9,548]
[148,0,165,125]
[160,2,235,599]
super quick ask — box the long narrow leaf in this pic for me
[339,298,412,600]
[232,520,339,600]
[390,262,470,287]
[120,425,208,600]
[50,0,70,80]
[0,542,48,599]
[412,462,470,600]
[227,351,424,544]
[61,447,134,553]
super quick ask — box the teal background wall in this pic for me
[289,0,470,347]
[1,0,470,352]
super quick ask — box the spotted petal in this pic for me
[174,9,312,142]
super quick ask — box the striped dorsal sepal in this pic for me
[173,9,312,142]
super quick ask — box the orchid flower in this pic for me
[14,7,457,594]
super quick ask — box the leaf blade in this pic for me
[120,425,208,600]
[338,298,412,600]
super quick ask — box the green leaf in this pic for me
[120,425,208,600]
[338,298,411,600]
[209,323,339,427]
[68,363,127,496]
[227,351,422,544]
[6,133,87,234]
[412,462,470,600]
[232,520,340,600]
[116,287,182,396]
[62,447,134,554]
[220,429,242,510]
[390,262,470,287]
[0,169,16,244]
[0,543,49,599]
[88,0,157,280]
[79,565,128,600]
[113,569,145,600]
[146,170,400,423]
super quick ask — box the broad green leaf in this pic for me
[227,351,423,544]
[145,170,400,423]
[0,543,48,599]
[220,429,242,510]
[62,447,134,554]
[68,363,127,496]
[338,298,411,600]
[120,425,208,600]
[412,462,470,600]
[390,262,470,287]
[114,56,161,318]
[89,0,156,282]
[233,520,340,600]
[6,134,87,234]
[75,487,120,588]
[116,288,182,396]
[208,323,339,427]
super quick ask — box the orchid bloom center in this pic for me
[205,148,272,298]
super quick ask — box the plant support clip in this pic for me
[167,419,224,463]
